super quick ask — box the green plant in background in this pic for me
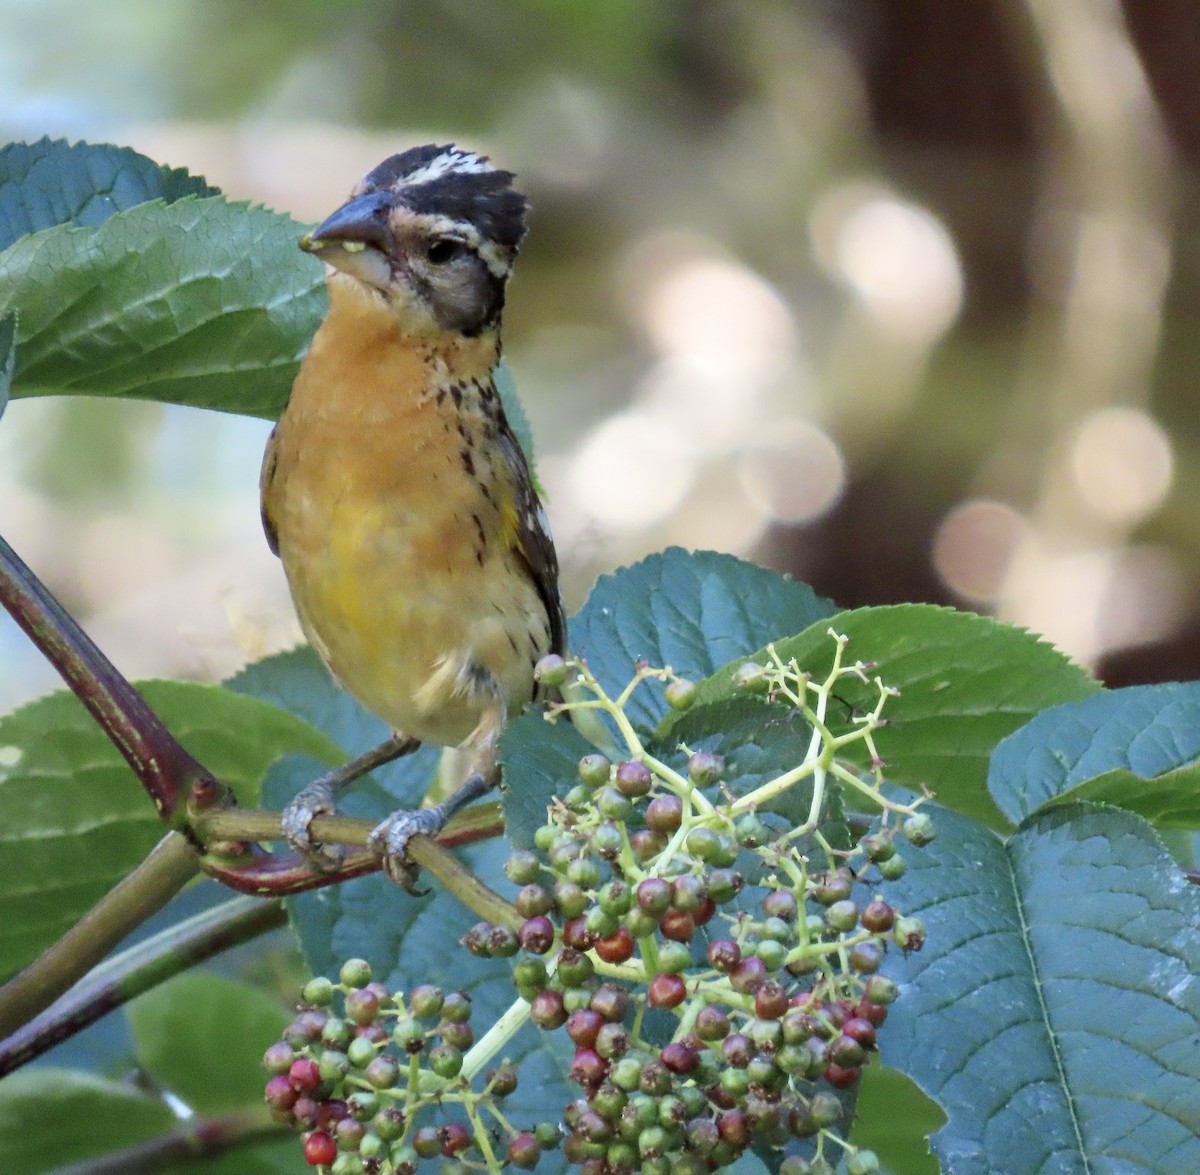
[0,140,1197,1175]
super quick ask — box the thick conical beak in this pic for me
[300,190,395,289]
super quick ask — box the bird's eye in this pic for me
[426,238,466,264]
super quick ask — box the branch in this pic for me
[0,832,200,1040]
[0,532,222,819]
[46,1107,286,1175]
[0,895,286,1076]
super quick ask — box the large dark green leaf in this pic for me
[879,803,1200,1174]
[126,972,290,1116]
[0,138,217,250]
[671,605,1099,830]
[989,681,1200,829]
[0,196,323,418]
[569,548,834,733]
[0,681,340,981]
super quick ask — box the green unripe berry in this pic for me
[578,753,612,789]
[535,653,569,687]
[860,829,895,862]
[809,1090,842,1127]
[826,899,860,932]
[734,813,769,847]
[877,852,907,880]
[391,1016,423,1050]
[903,812,936,845]
[755,938,788,971]
[554,880,589,919]
[302,976,334,1006]
[597,786,633,820]
[848,1150,882,1175]
[318,1048,349,1081]
[685,826,722,863]
[656,941,692,973]
[589,822,624,861]
[665,678,698,710]
[533,823,557,852]
[428,1042,463,1078]
[339,958,372,988]
[598,880,633,916]
[346,1036,376,1068]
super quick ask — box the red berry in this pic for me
[519,915,555,954]
[824,1061,862,1087]
[508,1132,542,1169]
[315,1099,349,1131]
[647,972,687,1008]
[842,1017,878,1049]
[594,926,635,964]
[646,794,683,834]
[287,1057,321,1093]
[562,916,596,950]
[754,980,789,1020]
[636,877,672,916]
[565,1009,604,1049]
[589,984,630,1022]
[707,939,741,971]
[530,989,568,1030]
[440,1123,471,1156]
[303,1131,337,1166]
[717,1110,751,1149]
[659,908,696,943]
[264,1075,297,1112]
[661,1041,699,1074]
[729,956,767,993]
[570,1047,609,1088]
[693,896,717,926]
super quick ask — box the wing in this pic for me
[495,421,567,658]
[259,424,281,557]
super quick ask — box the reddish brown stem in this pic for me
[0,532,218,820]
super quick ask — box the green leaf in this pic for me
[880,803,1200,1174]
[0,196,324,418]
[850,1065,944,1175]
[0,680,341,981]
[676,605,1099,830]
[569,548,835,733]
[0,1067,176,1174]
[127,972,290,1115]
[500,707,598,848]
[0,310,14,419]
[0,137,217,250]
[989,681,1200,829]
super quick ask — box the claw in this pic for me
[368,808,449,892]
[280,780,344,871]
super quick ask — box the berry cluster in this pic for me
[265,634,933,1175]
[263,957,555,1174]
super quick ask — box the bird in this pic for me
[259,144,566,884]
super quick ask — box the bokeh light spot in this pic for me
[1070,406,1173,525]
[933,500,1028,604]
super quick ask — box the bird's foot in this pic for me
[367,769,497,891]
[280,779,343,871]
[368,806,451,892]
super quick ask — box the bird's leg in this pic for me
[282,733,421,870]
[369,695,505,889]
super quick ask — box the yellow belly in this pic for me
[281,498,546,745]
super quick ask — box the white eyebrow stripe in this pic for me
[398,150,496,187]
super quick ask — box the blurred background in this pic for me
[2,0,1198,715]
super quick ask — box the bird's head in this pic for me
[300,144,529,337]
